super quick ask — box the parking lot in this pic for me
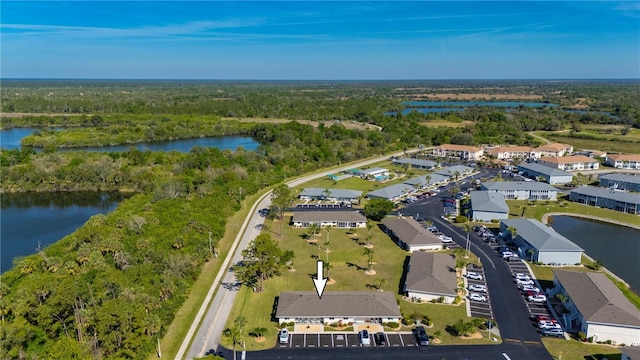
[505,259,554,320]
[465,266,494,319]
[278,332,420,349]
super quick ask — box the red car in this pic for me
[534,315,556,323]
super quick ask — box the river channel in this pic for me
[549,215,640,295]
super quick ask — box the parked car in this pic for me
[359,330,371,346]
[374,332,386,346]
[500,251,517,259]
[540,328,565,338]
[468,284,488,293]
[538,321,562,330]
[426,226,438,232]
[414,326,430,346]
[515,278,534,286]
[524,290,539,298]
[469,293,487,302]
[514,273,531,280]
[439,235,453,243]
[521,285,540,293]
[534,315,553,322]
[278,329,289,344]
[466,272,484,281]
[528,294,547,303]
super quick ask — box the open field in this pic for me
[420,120,476,128]
[542,338,622,360]
[404,93,543,100]
[533,132,640,153]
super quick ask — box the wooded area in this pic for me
[1,80,638,359]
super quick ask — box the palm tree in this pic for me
[527,248,535,262]
[307,223,321,239]
[324,261,333,280]
[223,326,244,360]
[507,226,518,242]
[374,277,385,291]
[463,220,473,258]
[363,248,375,272]
[365,221,374,248]
[520,205,528,217]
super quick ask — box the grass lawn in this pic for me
[222,215,496,350]
[534,132,640,153]
[542,338,622,360]
[506,197,640,228]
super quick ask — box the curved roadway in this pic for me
[179,149,415,359]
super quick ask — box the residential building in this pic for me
[275,291,402,326]
[605,154,640,169]
[486,146,535,160]
[517,163,573,185]
[533,143,574,158]
[431,144,484,160]
[298,188,363,203]
[434,165,475,180]
[393,157,438,170]
[381,217,444,252]
[538,155,600,172]
[404,252,457,303]
[356,167,389,180]
[599,173,640,192]
[548,270,640,346]
[500,219,583,265]
[403,173,449,190]
[569,186,640,215]
[367,183,414,202]
[481,181,558,201]
[291,211,367,228]
[470,191,509,222]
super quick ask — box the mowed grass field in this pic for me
[222,215,498,350]
[532,130,640,154]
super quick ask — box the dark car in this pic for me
[374,332,386,346]
[414,326,429,346]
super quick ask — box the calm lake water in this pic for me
[1,192,129,273]
[402,101,559,107]
[549,215,640,294]
[0,127,259,152]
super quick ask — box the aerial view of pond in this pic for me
[0,127,259,152]
[401,101,559,107]
[549,215,640,294]
[0,192,130,273]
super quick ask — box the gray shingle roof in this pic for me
[382,217,441,247]
[393,158,437,168]
[299,188,363,199]
[500,219,583,252]
[554,270,640,327]
[276,291,401,318]
[405,252,457,296]
[367,183,413,200]
[518,163,573,177]
[599,173,640,186]
[482,181,558,192]
[434,165,474,177]
[292,211,367,223]
[570,186,640,205]
[471,190,509,213]
[404,174,449,187]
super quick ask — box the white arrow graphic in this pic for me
[313,260,328,299]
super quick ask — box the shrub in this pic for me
[576,331,587,341]
[384,322,400,329]
[490,219,499,223]
[455,215,467,223]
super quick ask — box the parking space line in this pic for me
[399,333,405,346]
[331,334,334,347]
[303,334,306,347]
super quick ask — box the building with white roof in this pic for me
[393,157,438,170]
[538,155,600,172]
[366,183,414,202]
[431,144,484,160]
[299,188,363,203]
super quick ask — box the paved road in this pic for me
[181,149,415,359]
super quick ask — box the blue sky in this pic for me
[2,1,639,79]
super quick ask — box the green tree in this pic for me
[223,317,246,360]
[363,247,375,272]
[271,184,294,235]
[235,234,290,292]
[463,220,473,258]
[363,198,394,221]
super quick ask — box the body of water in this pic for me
[401,101,558,107]
[0,127,259,152]
[549,215,640,294]
[1,192,129,273]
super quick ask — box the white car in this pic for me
[278,329,289,344]
[538,321,561,330]
[528,294,547,303]
[514,273,530,281]
[516,278,534,286]
[438,235,453,243]
[469,293,487,302]
[501,251,517,259]
[359,330,371,346]
[468,284,487,293]
[466,272,483,281]
[520,285,540,293]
